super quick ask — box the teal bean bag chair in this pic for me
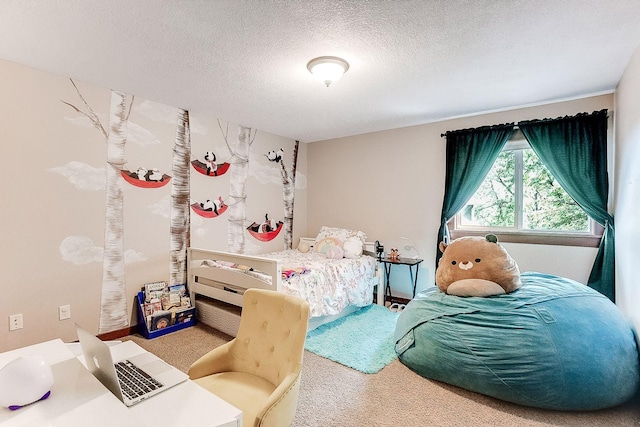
[394,272,639,410]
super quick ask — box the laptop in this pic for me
[76,324,188,406]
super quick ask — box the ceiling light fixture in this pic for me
[306,56,349,87]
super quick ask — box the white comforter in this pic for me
[263,250,377,317]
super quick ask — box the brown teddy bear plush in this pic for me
[436,234,521,297]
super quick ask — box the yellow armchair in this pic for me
[188,288,310,427]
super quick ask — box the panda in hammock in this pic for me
[199,197,224,215]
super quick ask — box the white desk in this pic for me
[0,339,242,427]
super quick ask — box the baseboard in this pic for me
[97,325,137,341]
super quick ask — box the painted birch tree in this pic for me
[170,109,191,285]
[276,141,299,249]
[225,125,254,253]
[62,80,133,333]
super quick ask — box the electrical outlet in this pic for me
[59,305,71,321]
[9,314,23,331]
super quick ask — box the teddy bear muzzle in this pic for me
[458,261,474,271]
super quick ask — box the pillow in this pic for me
[325,246,344,260]
[298,240,310,253]
[314,237,343,254]
[343,236,363,259]
[314,226,367,246]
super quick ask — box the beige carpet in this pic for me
[123,323,640,427]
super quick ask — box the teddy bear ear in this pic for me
[439,241,448,253]
[485,234,498,243]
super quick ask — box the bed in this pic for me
[188,227,384,335]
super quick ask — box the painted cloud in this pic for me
[135,100,207,134]
[60,236,147,265]
[48,161,106,191]
[148,195,171,218]
[65,111,162,146]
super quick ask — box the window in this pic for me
[449,132,602,247]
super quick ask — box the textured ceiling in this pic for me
[2,1,640,142]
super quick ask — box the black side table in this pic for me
[379,257,424,304]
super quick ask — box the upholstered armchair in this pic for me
[188,288,310,427]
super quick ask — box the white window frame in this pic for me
[450,134,603,247]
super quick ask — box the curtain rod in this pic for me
[440,122,515,138]
[440,125,521,137]
[440,109,608,138]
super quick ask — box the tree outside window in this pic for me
[456,138,593,239]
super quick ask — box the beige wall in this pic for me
[308,95,613,298]
[614,44,640,331]
[0,59,306,350]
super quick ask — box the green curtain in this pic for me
[519,109,614,301]
[437,125,515,268]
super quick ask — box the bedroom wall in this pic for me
[614,44,640,331]
[307,95,613,299]
[0,59,306,351]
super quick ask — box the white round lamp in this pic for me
[307,56,349,87]
[0,355,54,410]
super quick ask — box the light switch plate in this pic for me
[59,305,71,320]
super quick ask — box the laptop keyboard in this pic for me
[115,360,164,400]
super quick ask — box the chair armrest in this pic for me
[188,341,233,379]
[257,367,302,427]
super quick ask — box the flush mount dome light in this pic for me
[306,56,349,87]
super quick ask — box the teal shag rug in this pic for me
[305,304,400,374]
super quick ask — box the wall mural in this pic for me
[121,168,171,188]
[190,148,228,219]
[191,150,230,177]
[269,141,299,249]
[191,196,227,218]
[54,77,302,333]
[60,80,193,333]
[225,125,254,253]
[169,109,191,287]
[193,123,301,247]
[61,80,132,333]
[247,213,284,242]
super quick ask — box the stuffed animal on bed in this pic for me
[436,234,521,297]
